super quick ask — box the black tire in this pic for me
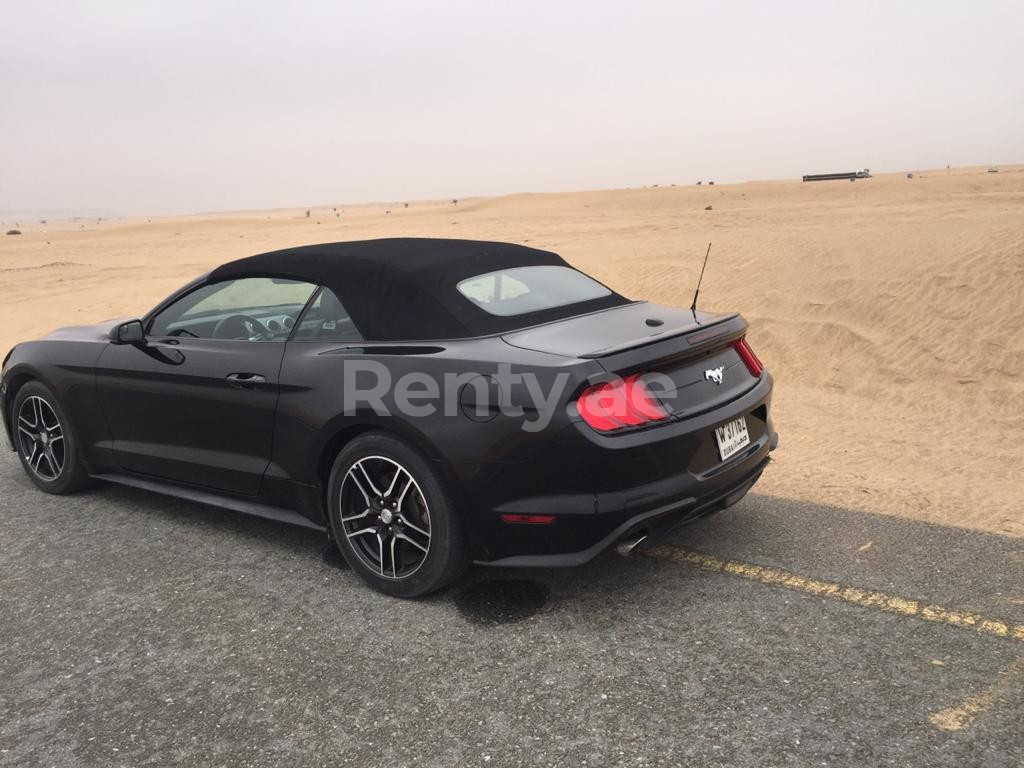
[327,431,467,598]
[11,381,92,495]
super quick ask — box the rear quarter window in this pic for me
[457,265,611,317]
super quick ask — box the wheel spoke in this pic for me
[43,448,57,477]
[383,466,406,498]
[17,424,35,442]
[346,526,378,540]
[398,515,430,539]
[395,476,415,511]
[395,531,428,553]
[341,507,373,523]
[347,467,372,507]
[33,447,45,471]
[389,535,398,578]
[356,461,384,497]
[18,412,35,430]
[377,534,385,576]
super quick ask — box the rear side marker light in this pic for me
[734,337,764,377]
[501,514,557,525]
[577,373,670,433]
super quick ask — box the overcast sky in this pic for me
[2,0,1021,216]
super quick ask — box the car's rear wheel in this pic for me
[327,431,467,598]
[12,381,91,494]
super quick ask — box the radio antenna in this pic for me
[690,241,712,316]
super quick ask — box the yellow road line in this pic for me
[644,545,1024,643]
[929,657,1024,731]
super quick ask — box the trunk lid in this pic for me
[501,301,716,359]
[502,301,758,420]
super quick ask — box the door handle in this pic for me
[226,373,267,390]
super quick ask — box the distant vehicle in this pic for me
[1,238,778,597]
[988,167,999,173]
[802,170,870,182]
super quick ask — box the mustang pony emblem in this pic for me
[704,367,724,385]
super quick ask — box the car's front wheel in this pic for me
[327,431,468,598]
[12,381,91,494]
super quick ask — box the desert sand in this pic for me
[2,166,1022,537]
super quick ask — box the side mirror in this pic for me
[113,319,146,345]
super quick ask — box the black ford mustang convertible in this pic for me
[2,238,777,596]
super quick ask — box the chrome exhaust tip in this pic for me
[615,533,648,557]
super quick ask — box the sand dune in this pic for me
[2,166,1022,536]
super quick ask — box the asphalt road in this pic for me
[1,451,1022,767]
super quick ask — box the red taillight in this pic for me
[576,373,670,432]
[734,337,764,378]
[500,514,556,525]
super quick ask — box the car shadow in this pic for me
[11,456,1020,629]
[461,492,1024,628]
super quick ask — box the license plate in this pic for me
[714,416,750,461]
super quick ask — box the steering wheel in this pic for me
[211,314,267,340]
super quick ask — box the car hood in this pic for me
[500,302,731,359]
[41,318,129,343]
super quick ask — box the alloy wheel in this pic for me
[17,395,65,481]
[339,456,432,579]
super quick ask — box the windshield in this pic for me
[457,266,611,317]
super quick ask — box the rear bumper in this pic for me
[477,452,771,567]
[469,374,777,566]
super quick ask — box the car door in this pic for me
[95,276,318,495]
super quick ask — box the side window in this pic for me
[149,277,317,341]
[292,288,363,342]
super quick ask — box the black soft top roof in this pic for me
[209,238,629,341]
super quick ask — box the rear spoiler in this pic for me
[579,313,742,358]
[593,313,749,378]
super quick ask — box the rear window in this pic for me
[457,266,611,317]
